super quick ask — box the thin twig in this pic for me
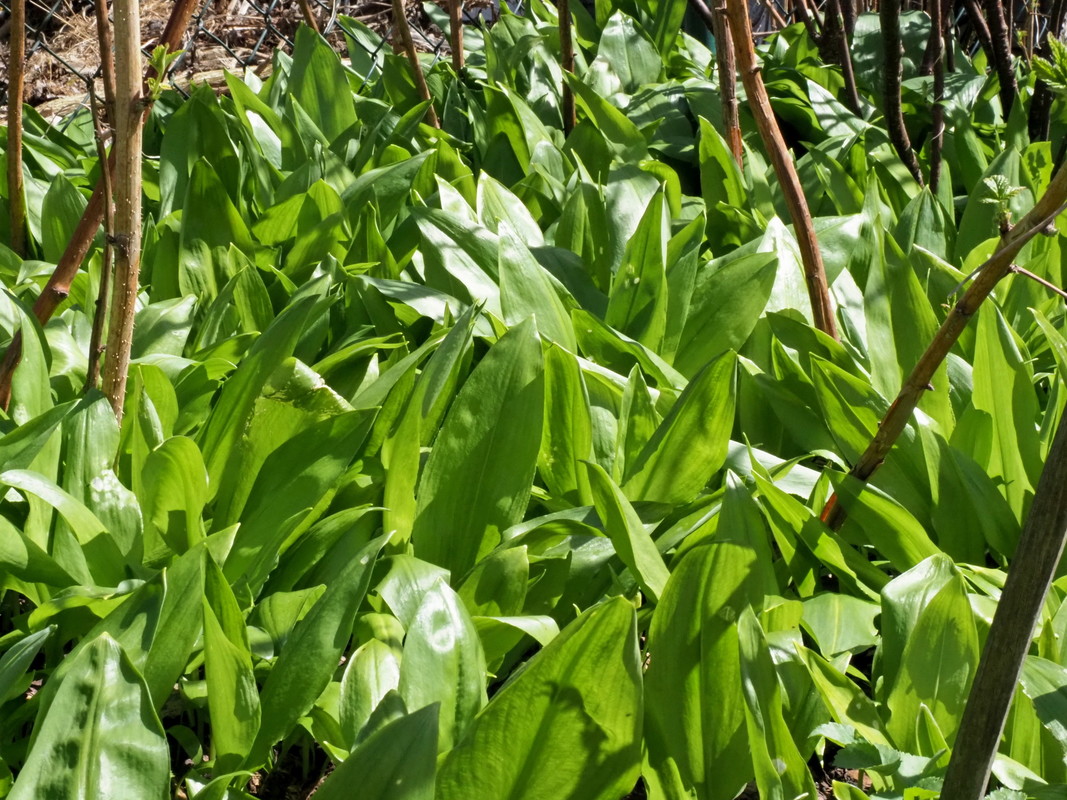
[1009,264,1067,301]
[449,0,464,72]
[725,0,839,339]
[7,0,27,258]
[882,0,925,184]
[392,0,440,127]
[821,174,1067,529]
[691,0,743,165]
[93,0,117,120]
[83,86,114,394]
[929,0,945,193]
[297,0,321,32]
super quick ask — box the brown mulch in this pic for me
[0,0,451,122]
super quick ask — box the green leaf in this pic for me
[141,436,209,563]
[398,579,487,751]
[675,253,777,378]
[288,25,358,143]
[885,557,978,751]
[0,627,52,704]
[249,534,388,765]
[802,593,880,658]
[436,597,642,800]
[202,556,261,773]
[585,461,670,602]
[623,350,736,505]
[9,635,169,800]
[606,191,669,351]
[498,224,577,350]
[644,540,766,799]
[538,344,595,506]
[314,705,438,800]
[40,175,88,264]
[738,607,820,800]
[339,639,402,748]
[412,318,544,579]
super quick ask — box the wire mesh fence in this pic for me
[0,0,453,118]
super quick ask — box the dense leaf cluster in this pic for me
[1,3,1067,798]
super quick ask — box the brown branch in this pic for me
[882,0,925,185]
[7,0,27,258]
[985,0,1019,116]
[1010,264,1067,301]
[99,0,145,420]
[940,413,1067,800]
[0,0,200,411]
[559,0,576,135]
[929,0,945,193]
[93,0,117,119]
[84,88,114,394]
[725,0,839,339]
[297,0,321,32]
[822,0,862,114]
[963,0,998,66]
[822,164,1067,529]
[691,0,743,165]
[392,0,440,128]
[449,0,464,72]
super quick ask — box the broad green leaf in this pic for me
[585,461,670,602]
[141,436,209,563]
[606,191,668,351]
[436,596,642,800]
[675,253,777,378]
[457,546,530,617]
[644,541,765,799]
[40,175,87,264]
[339,639,402,749]
[249,534,388,765]
[538,344,595,506]
[9,635,169,800]
[398,579,487,751]
[623,350,736,505]
[885,558,978,751]
[499,224,577,350]
[202,556,260,773]
[199,296,319,494]
[224,409,375,593]
[739,607,820,800]
[798,646,890,746]
[288,25,358,143]
[412,318,544,579]
[0,627,52,704]
[315,705,438,800]
[957,306,1042,520]
[802,593,880,658]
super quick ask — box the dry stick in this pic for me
[792,0,822,41]
[726,0,838,339]
[449,0,464,72]
[763,0,789,30]
[822,163,1067,530]
[0,0,200,410]
[1012,264,1067,301]
[84,88,114,393]
[7,0,27,258]
[691,0,744,166]
[559,0,576,136]
[929,0,945,193]
[297,0,321,32]
[985,0,1019,117]
[93,0,118,117]
[99,0,144,419]
[825,0,862,115]
[963,0,998,65]
[393,0,440,128]
[939,413,1067,800]
[882,0,926,185]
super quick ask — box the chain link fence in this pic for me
[0,0,454,119]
